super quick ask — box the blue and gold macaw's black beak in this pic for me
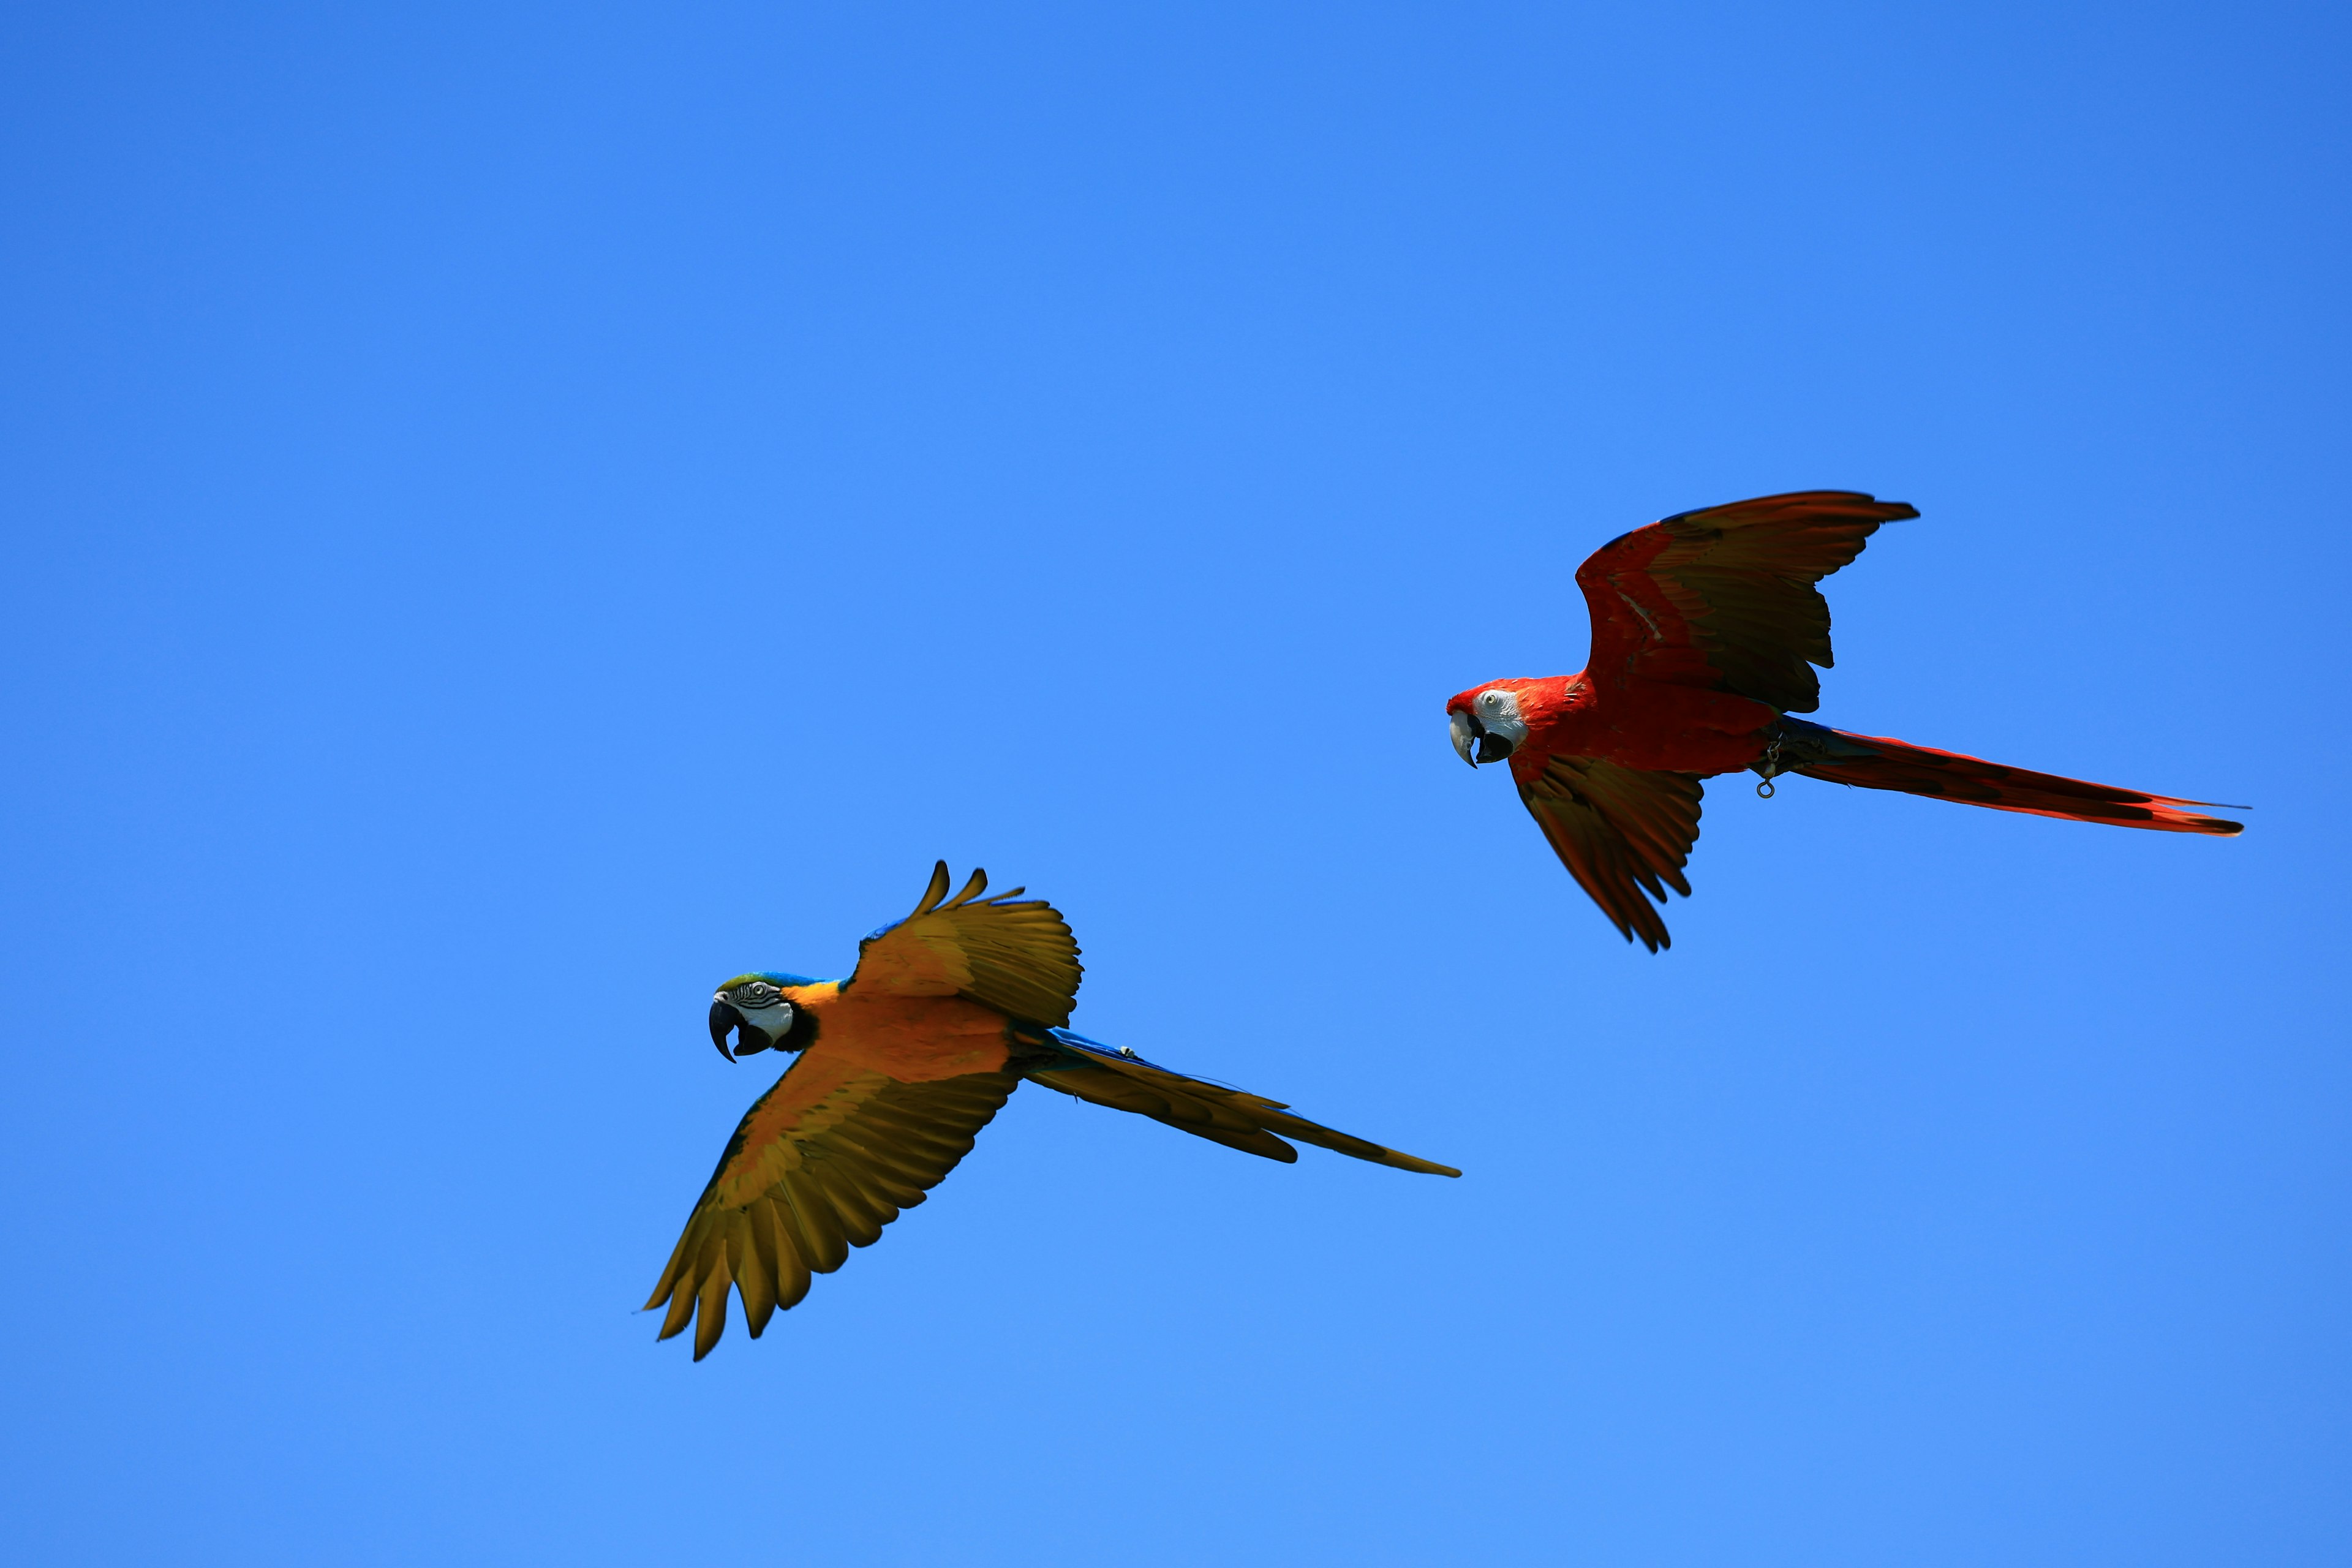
[709,1000,747,1060]
[709,978,812,1061]
[709,999,794,1060]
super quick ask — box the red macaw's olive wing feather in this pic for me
[847,862,1082,1027]
[1575,490,1918,712]
[1518,756,1705,952]
[1022,1032,1460,1177]
[645,1049,1020,1359]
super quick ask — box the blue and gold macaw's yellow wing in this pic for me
[1022,1030,1461,1177]
[846,862,1082,1027]
[645,1048,1020,1359]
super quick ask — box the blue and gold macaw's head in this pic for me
[708,971,824,1060]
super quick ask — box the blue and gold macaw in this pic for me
[648,863,1459,1358]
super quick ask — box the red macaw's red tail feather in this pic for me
[1764,718,2244,835]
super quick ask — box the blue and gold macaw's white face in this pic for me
[708,973,819,1060]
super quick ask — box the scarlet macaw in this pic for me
[1447,491,2242,952]
[649,863,1458,1358]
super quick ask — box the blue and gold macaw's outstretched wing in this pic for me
[1022,1030,1461,1177]
[846,861,1082,1027]
[646,1050,1021,1359]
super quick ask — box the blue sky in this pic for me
[2,2,2346,1562]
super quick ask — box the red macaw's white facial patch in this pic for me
[1449,685,1529,766]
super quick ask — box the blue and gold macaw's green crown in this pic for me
[716,971,827,992]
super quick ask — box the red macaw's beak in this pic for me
[1448,706,1516,767]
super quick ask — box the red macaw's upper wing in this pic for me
[1022,1031,1460,1177]
[1574,491,1918,713]
[1518,755,1704,952]
[846,862,1082,1027]
[646,1047,1020,1358]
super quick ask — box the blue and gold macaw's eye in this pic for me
[733,981,782,1007]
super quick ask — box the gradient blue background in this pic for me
[3,3,2345,1562]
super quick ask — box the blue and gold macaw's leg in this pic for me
[1016,1028,1460,1177]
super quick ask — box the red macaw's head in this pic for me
[1446,679,1545,767]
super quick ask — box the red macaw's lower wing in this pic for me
[646,1047,1020,1359]
[1023,1031,1460,1177]
[1517,755,1705,952]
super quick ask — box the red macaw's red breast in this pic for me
[1567,680,1779,775]
[1450,671,1776,778]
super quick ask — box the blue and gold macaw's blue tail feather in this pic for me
[1018,1028,1460,1177]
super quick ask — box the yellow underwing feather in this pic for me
[693,1262,731,1359]
[646,1049,1019,1359]
[847,862,1084,1026]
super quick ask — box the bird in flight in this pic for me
[1447,491,2242,952]
[649,863,1458,1358]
